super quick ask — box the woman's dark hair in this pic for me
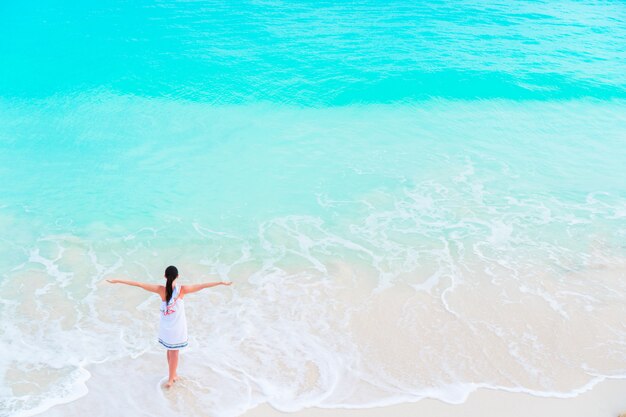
[165,265,179,304]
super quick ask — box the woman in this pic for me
[107,265,232,388]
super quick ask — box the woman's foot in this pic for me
[173,374,180,383]
[164,379,175,389]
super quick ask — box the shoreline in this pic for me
[37,353,626,417]
[25,260,626,417]
[243,378,626,417]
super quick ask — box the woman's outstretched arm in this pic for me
[107,279,162,294]
[182,281,232,295]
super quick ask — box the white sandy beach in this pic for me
[40,359,626,417]
[11,255,622,417]
[244,378,626,417]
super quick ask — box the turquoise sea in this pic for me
[1,1,626,416]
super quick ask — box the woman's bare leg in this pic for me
[165,350,179,388]
[171,350,179,381]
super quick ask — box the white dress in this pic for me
[158,285,188,350]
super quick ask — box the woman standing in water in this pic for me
[107,265,232,388]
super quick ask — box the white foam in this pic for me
[7,367,90,417]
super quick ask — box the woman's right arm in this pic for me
[107,279,162,294]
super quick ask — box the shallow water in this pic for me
[1,1,626,416]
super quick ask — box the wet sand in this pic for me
[244,378,626,417]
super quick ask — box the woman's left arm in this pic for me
[182,281,232,295]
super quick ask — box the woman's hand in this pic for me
[107,279,120,284]
[221,281,233,286]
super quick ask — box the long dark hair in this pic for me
[165,265,179,304]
